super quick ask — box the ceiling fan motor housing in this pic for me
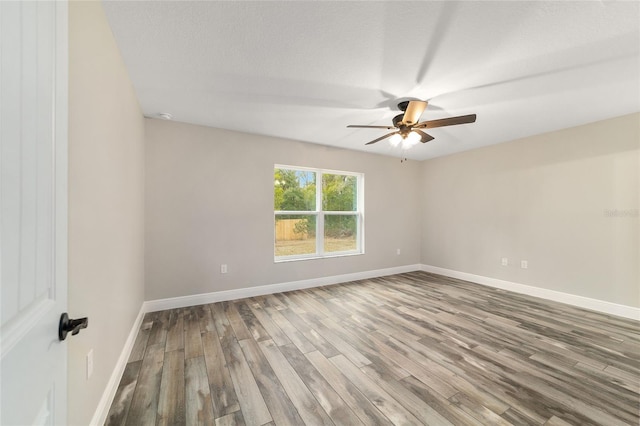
[397,100,410,112]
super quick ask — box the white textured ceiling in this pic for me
[103,1,640,161]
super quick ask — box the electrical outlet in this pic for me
[87,349,94,379]
[501,257,508,266]
[396,248,401,255]
[221,264,228,274]
[521,260,528,269]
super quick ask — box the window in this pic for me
[274,165,364,261]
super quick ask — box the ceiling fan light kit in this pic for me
[403,131,421,148]
[347,99,477,151]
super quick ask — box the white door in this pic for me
[1,1,69,425]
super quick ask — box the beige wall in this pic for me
[145,119,422,300]
[145,115,639,307]
[420,113,639,307]
[68,2,145,425]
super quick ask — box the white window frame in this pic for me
[274,165,365,262]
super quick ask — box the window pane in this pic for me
[322,174,357,211]
[324,215,357,253]
[274,168,316,211]
[275,215,316,257]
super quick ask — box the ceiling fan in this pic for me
[347,100,476,148]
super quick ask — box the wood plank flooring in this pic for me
[105,271,640,425]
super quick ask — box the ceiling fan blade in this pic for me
[401,100,428,125]
[414,129,435,143]
[347,124,395,129]
[365,131,399,145]
[415,114,476,129]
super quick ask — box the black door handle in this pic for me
[59,313,88,341]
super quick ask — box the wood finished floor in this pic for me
[105,271,640,426]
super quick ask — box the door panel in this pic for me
[1,1,68,424]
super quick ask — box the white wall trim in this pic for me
[144,264,422,313]
[90,304,146,426]
[420,264,640,321]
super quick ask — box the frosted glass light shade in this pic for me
[402,131,420,148]
[389,134,402,146]
[406,131,421,145]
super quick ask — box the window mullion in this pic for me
[358,175,364,253]
[316,171,323,256]
[322,211,358,215]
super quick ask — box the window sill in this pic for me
[274,251,364,263]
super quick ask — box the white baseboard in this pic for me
[144,264,423,313]
[90,304,146,426]
[420,264,640,321]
